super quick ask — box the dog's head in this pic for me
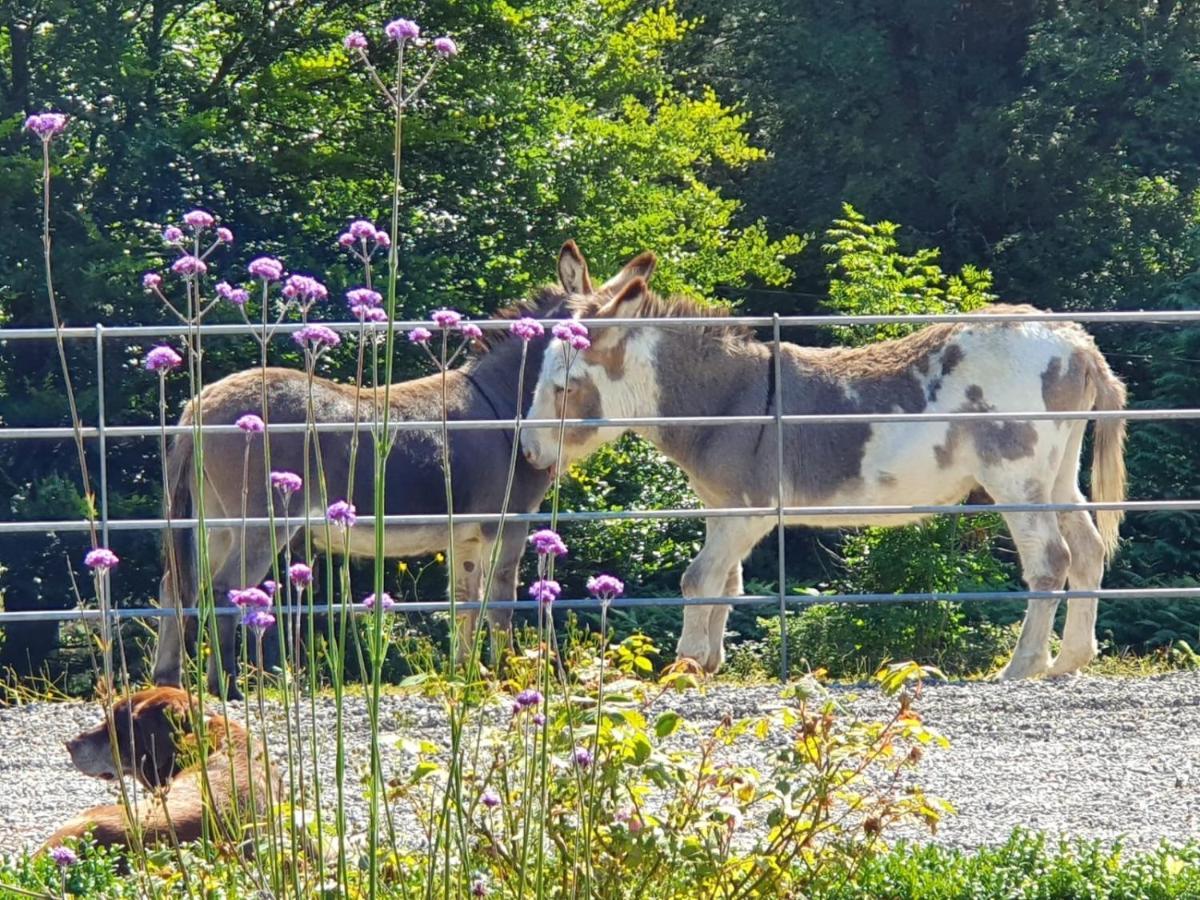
[65,687,196,788]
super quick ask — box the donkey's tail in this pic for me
[1088,349,1127,562]
[162,429,195,610]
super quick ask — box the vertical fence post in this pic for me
[95,324,110,547]
[773,314,788,682]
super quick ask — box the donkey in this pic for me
[153,249,652,698]
[521,244,1127,680]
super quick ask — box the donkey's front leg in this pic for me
[482,525,528,667]
[677,518,769,674]
[452,536,485,668]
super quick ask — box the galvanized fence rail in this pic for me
[1,310,1197,678]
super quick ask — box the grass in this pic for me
[11,827,1200,898]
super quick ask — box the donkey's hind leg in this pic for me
[205,522,296,699]
[152,571,194,687]
[1047,503,1104,676]
[1043,420,1106,676]
[990,493,1071,680]
[678,517,770,673]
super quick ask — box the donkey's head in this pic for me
[521,242,661,471]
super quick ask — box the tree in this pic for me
[0,0,800,671]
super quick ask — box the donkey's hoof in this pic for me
[1046,656,1093,678]
[995,656,1051,681]
[665,657,707,679]
[674,643,711,673]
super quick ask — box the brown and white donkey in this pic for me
[521,243,1127,680]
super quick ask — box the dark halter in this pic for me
[463,370,512,448]
[753,347,777,455]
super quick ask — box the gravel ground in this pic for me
[4,671,1200,856]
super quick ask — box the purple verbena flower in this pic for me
[533,712,546,726]
[182,209,214,230]
[344,31,368,51]
[271,470,303,495]
[481,789,500,809]
[573,746,594,768]
[248,257,284,282]
[529,579,561,605]
[48,846,78,867]
[229,587,272,609]
[338,232,356,248]
[363,592,396,611]
[346,288,382,308]
[236,413,265,434]
[460,322,483,341]
[553,320,591,352]
[217,227,234,243]
[431,308,462,329]
[433,37,458,57]
[327,500,356,528]
[289,562,314,587]
[349,220,377,240]
[374,231,391,248]
[529,529,567,557]
[282,274,328,304]
[142,272,162,291]
[385,18,420,42]
[24,113,68,140]
[408,327,432,345]
[510,317,544,341]
[216,281,250,306]
[293,324,341,349]
[262,580,277,597]
[352,305,388,323]
[171,255,207,278]
[84,548,119,571]
[144,345,183,373]
[162,226,184,245]
[242,608,276,633]
[586,574,625,600]
[516,688,543,709]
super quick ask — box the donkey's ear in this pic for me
[557,240,593,295]
[599,251,656,294]
[597,276,650,320]
[588,277,649,351]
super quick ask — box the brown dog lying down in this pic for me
[42,687,282,852]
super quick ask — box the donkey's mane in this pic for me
[569,289,753,346]
[472,285,566,353]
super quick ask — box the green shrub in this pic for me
[821,829,1200,899]
[730,602,1018,681]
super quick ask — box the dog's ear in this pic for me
[131,689,193,787]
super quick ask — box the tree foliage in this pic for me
[0,0,797,669]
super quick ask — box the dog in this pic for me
[42,687,283,853]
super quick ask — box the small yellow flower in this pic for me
[434,553,445,565]
[397,561,408,574]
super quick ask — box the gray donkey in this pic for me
[153,248,652,698]
[522,244,1127,681]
